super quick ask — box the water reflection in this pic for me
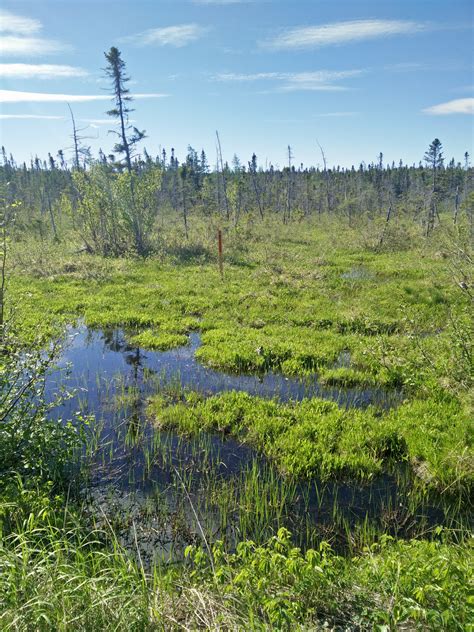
[43,325,461,561]
[53,324,401,411]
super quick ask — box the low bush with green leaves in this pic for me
[184,528,473,630]
[2,520,471,631]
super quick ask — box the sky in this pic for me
[0,0,473,169]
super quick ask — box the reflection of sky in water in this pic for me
[42,325,451,554]
[48,324,402,420]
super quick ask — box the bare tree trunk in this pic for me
[285,145,293,224]
[214,152,221,212]
[39,185,58,241]
[378,194,393,249]
[317,140,332,212]
[250,170,264,220]
[216,131,230,220]
[453,185,460,225]
[68,103,81,170]
[181,176,189,240]
[0,216,6,338]
[304,173,311,217]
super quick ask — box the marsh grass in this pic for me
[2,509,471,631]
[10,215,465,390]
[3,215,472,630]
[148,389,472,498]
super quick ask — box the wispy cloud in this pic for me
[0,35,67,56]
[80,119,118,125]
[0,10,69,56]
[0,114,64,120]
[282,70,362,92]
[121,24,208,47]
[0,10,42,35]
[263,19,428,50]
[385,61,463,73]
[0,90,169,103]
[385,62,426,72]
[79,118,136,128]
[214,72,281,81]
[0,64,88,79]
[315,111,358,117]
[423,97,474,115]
[213,69,363,91]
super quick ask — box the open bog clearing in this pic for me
[4,217,472,630]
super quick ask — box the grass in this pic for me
[128,329,189,350]
[148,389,473,496]
[3,214,472,630]
[1,515,472,631]
[10,216,466,394]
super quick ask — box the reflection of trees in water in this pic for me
[125,347,142,374]
[101,331,147,439]
[102,329,132,354]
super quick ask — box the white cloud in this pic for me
[0,64,88,79]
[0,90,169,103]
[0,35,68,56]
[282,70,362,92]
[121,24,207,48]
[213,69,363,91]
[282,84,347,92]
[385,62,426,72]
[0,10,41,35]
[214,72,280,81]
[423,98,474,115]
[79,118,135,125]
[263,20,427,50]
[0,11,69,56]
[315,111,358,117]
[80,118,118,125]
[0,114,64,120]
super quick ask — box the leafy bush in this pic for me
[0,327,83,534]
[184,528,473,630]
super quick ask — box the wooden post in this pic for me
[217,229,224,279]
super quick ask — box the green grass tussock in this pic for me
[149,390,473,494]
[128,329,189,351]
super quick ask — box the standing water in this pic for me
[45,324,459,564]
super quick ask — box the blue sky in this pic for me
[0,0,473,169]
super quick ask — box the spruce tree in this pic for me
[424,138,444,190]
[104,46,145,173]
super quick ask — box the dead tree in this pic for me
[284,145,293,223]
[216,131,230,220]
[317,140,332,212]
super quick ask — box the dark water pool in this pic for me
[44,325,458,562]
[51,325,401,411]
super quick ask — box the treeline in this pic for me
[1,46,473,256]
[2,141,473,253]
